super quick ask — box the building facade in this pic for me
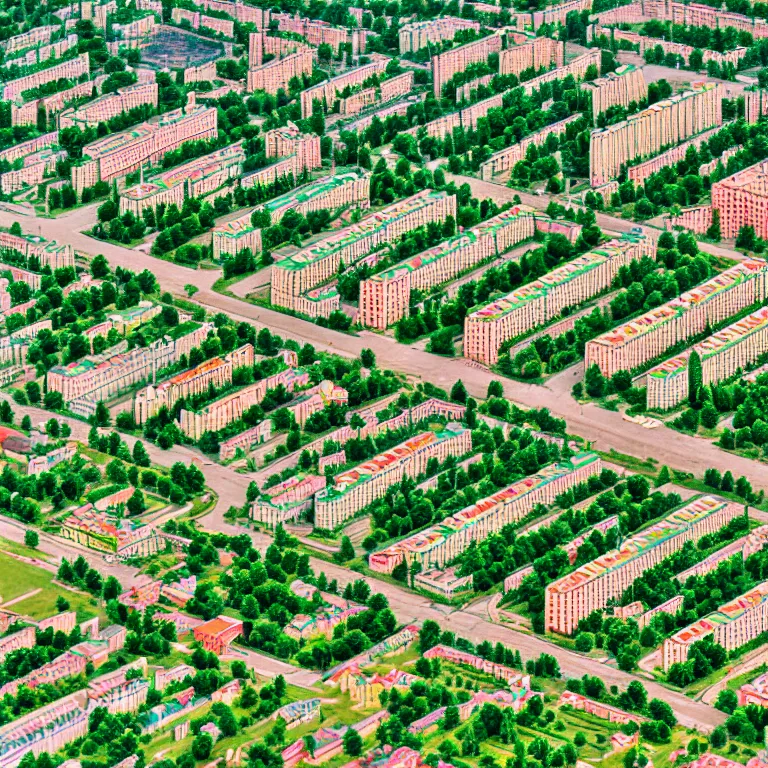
[585,259,768,377]
[498,36,564,79]
[59,82,158,129]
[545,496,742,635]
[582,64,647,124]
[712,159,768,240]
[589,82,722,186]
[399,17,480,53]
[2,52,90,100]
[432,34,503,97]
[370,452,600,573]
[315,423,471,529]
[247,49,315,94]
[465,233,655,366]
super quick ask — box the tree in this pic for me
[24,381,41,404]
[185,284,199,298]
[335,536,355,562]
[450,380,468,403]
[192,733,213,760]
[574,632,594,652]
[648,698,677,727]
[247,481,260,503]
[93,402,111,427]
[584,364,605,398]
[360,348,376,368]
[24,530,39,548]
[487,380,503,398]
[736,224,757,251]
[443,704,460,730]
[656,465,671,487]
[715,688,738,714]
[127,489,146,516]
[688,350,702,406]
[343,729,363,756]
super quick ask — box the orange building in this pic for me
[193,615,244,655]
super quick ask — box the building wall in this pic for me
[646,306,768,410]
[247,49,314,95]
[589,82,722,186]
[0,231,74,270]
[271,190,457,315]
[315,425,471,529]
[1,25,59,53]
[582,64,647,124]
[72,103,218,192]
[465,233,655,366]
[546,496,742,635]
[59,82,159,129]
[663,204,713,235]
[4,34,78,70]
[299,56,390,117]
[712,159,768,240]
[499,36,564,79]
[432,33,503,97]
[399,17,480,53]
[2,52,90,100]
[480,115,583,180]
[585,259,768,377]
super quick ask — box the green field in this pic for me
[0,546,103,621]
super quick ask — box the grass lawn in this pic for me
[0,547,103,621]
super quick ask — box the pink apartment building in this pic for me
[249,31,315,67]
[589,81,722,186]
[545,496,741,635]
[464,233,655,366]
[299,55,390,117]
[171,7,234,36]
[398,17,480,53]
[480,115,583,180]
[582,63,646,123]
[119,141,244,215]
[71,99,217,192]
[314,423,471,529]
[499,35,564,78]
[247,49,314,94]
[271,190,457,316]
[628,124,724,186]
[370,452,600,573]
[273,12,375,56]
[212,168,370,261]
[745,88,768,123]
[0,230,74,270]
[0,144,66,195]
[178,366,310,440]
[1,25,59,53]
[250,474,327,527]
[432,34,503,96]
[585,259,768,377]
[712,159,768,240]
[59,82,158,129]
[10,76,108,127]
[359,205,540,330]
[2,52,89,100]
[337,71,414,117]
[265,124,322,171]
[4,34,78,70]
[186,0,271,25]
[133,343,254,423]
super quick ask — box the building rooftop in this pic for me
[590,259,768,350]
[547,496,732,595]
[373,452,599,560]
[262,168,369,213]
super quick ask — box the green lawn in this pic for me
[0,547,103,621]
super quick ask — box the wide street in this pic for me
[0,175,756,728]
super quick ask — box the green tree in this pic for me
[132,441,151,467]
[127,489,146,515]
[584,364,605,398]
[343,729,363,756]
[335,536,355,562]
[360,348,376,368]
[450,379,468,403]
[24,381,41,404]
[24,530,39,548]
[688,350,703,406]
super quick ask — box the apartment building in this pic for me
[171,7,234,36]
[314,423,471,529]
[249,31,315,67]
[264,125,322,172]
[745,88,768,123]
[398,17,480,53]
[119,141,244,215]
[299,55,390,117]
[0,230,74,270]
[582,64,647,124]
[510,0,590,29]
[338,71,414,117]
[271,190,457,316]
[71,100,218,192]
[465,233,655,366]
[273,12,374,56]
[10,76,107,127]
[186,0,271,26]
[585,259,768,377]
[359,205,540,330]
[646,306,768,410]
[370,452,601,574]
[499,36,564,78]
[1,25,59,53]
[432,34,503,97]
[480,115,583,180]
[247,49,314,94]
[589,81,722,186]
[2,52,90,101]
[545,496,742,635]
[700,145,741,177]
[133,344,254,423]
[712,159,768,240]
[178,367,310,440]
[47,323,213,406]
[250,474,327,527]
[59,82,158,129]
[0,144,66,195]
[628,124,724,186]
[4,34,78,70]
[663,580,768,670]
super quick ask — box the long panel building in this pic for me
[270,190,457,317]
[399,17,480,53]
[545,496,742,635]
[359,206,541,330]
[582,64,647,124]
[314,424,471,530]
[589,81,722,186]
[712,159,768,241]
[369,452,601,573]
[663,580,768,670]
[585,259,768,377]
[646,305,768,411]
[464,233,655,366]
[432,34,502,97]
[498,36,564,78]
